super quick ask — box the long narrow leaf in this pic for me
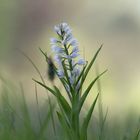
[57,112,73,140]
[39,48,57,71]
[17,49,45,83]
[39,48,49,63]
[84,45,103,78]
[78,70,107,113]
[99,108,108,140]
[33,79,57,97]
[54,86,71,120]
[20,83,36,138]
[80,93,99,140]
[79,45,103,91]
[135,128,140,140]
[38,104,55,140]
[75,64,87,87]
[60,78,72,102]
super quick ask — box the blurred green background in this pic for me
[0,0,140,119]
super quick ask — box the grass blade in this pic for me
[79,45,103,91]
[134,128,140,140]
[38,104,55,140]
[54,86,71,121]
[78,70,107,113]
[57,112,73,140]
[75,64,87,87]
[33,79,57,97]
[80,93,99,140]
[34,83,42,128]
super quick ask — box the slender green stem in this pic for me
[34,83,42,128]
[64,44,73,71]
[63,45,80,139]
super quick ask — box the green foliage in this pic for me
[134,127,140,140]
[0,46,140,140]
[0,22,140,140]
[34,46,107,140]
[80,93,99,140]
[0,76,54,140]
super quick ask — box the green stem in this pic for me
[64,44,73,71]
[71,95,80,140]
[63,42,80,139]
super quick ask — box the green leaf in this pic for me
[33,79,57,97]
[80,93,99,140]
[39,48,49,62]
[75,64,87,88]
[17,49,45,84]
[19,83,36,139]
[57,112,73,140]
[38,104,55,140]
[39,47,58,72]
[78,70,107,113]
[54,86,71,121]
[134,128,140,140]
[99,108,108,140]
[79,45,103,91]
[33,79,72,122]
[84,45,103,78]
[60,78,72,102]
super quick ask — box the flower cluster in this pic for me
[50,23,86,92]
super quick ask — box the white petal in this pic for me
[54,26,61,35]
[50,38,58,44]
[72,46,79,54]
[77,58,86,65]
[51,45,63,53]
[62,22,68,27]
[70,52,79,58]
[69,38,78,46]
[57,70,64,78]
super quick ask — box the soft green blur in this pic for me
[0,0,140,118]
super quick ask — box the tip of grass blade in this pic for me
[39,47,49,62]
[32,78,37,82]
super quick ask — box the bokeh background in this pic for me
[0,0,140,119]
